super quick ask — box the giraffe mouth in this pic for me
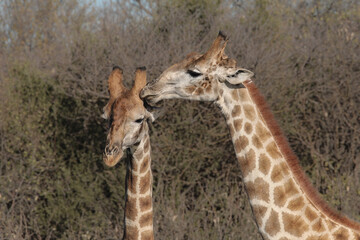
[143,95,163,108]
[103,149,124,167]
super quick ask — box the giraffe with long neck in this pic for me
[103,67,155,240]
[141,32,360,240]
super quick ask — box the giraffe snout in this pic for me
[105,144,120,156]
[103,143,123,167]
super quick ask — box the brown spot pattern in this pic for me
[307,234,329,240]
[125,196,137,221]
[256,122,272,141]
[354,232,360,240]
[259,154,271,175]
[185,86,196,94]
[131,160,139,172]
[231,105,242,117]
[231,90,240,101]
[247,177,269,202]
[312,218,326,232]
[239,91,251,102]
[274,178,299,207]
[133,150,143,163]
[205,84,212,93]
[287,196,305,211]
[284,178,299,196]
[234,119,243,132]
[238,149,256,177]
[140,171,151,194]
[141,230,154,240]
[326,220,337,231]
[244,122,253,134]
[265,210,280,236]
[235,136,249,153]
[333,228,349,240]
[195,87,204,95]
[281,162,289,175]
[274,186,287,207]
[283,212,309,237]
[143,138,150,153]
[243,104,256,121]
[252,134,263,148]
[125,225,139,240]
[326,220,336,232]
[271,163,289,183]
[266,141,282,159]
[252,204,267,227]
[271,164,283,182]
[305,207,318,222]
[140,195,152,212]
[139,212,153,227]
[140,154,150,174]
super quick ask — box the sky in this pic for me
[92,0,106,7]
[95,0,105,6]
[81,0,106,7]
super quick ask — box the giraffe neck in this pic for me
[215,81,360,240]
[123,125,154,240]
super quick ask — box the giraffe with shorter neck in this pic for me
[141,32,360,240]
[103,67,155,240]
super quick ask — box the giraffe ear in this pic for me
[225,68,254,85]
[132,67,147,96]
[102,66,125,119]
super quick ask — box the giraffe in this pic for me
[103,66,155,240]
[140,32,360,240]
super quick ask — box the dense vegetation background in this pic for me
[0,0,359,239]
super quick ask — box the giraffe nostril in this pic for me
[105,145,111,155]
[111,146,119,155]
[105,144,120,156]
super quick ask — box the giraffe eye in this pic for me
[187,69,202,78]
[135,117,144,123]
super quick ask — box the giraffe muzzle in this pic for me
[141,93,163,107]
[105,144,119,155]
[103,144,123,167]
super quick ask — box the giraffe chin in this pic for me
[103,150,124,167]
[144,96,163,108]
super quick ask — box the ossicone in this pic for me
[102,66,126,119]
[218,31,228,41]
[132,66,147,94]
[112,66,123,72]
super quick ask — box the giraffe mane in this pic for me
[244,80,360,232]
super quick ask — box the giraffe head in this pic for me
[141,32,254,105]
[103,67,154,167]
